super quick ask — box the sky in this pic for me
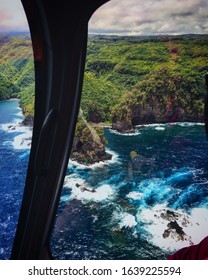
[0,0,208,35]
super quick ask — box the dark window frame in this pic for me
[11,0,109,260]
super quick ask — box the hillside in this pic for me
[0,35,34,118]
[85,34,208,131]
[0,34,208,161]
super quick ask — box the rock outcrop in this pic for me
[112,102,203,133]
[159,209,192,243]
[70,115,112,165]
[22,115,34,126]
[70,138,112,165]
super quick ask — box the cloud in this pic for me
[89,0,208,35]
[0,0,207,35]
[0,11,12,21]
[0,0,29,32]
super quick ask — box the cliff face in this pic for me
[111,66,206,133]
[70,139,112,165]
[112,101,204,133]
[70,116,112,165]
[132,101,204,124]
[22,115,34,126]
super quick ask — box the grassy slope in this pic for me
[0,34,208,124]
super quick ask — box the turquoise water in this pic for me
[1,100,208,259]
[51,123,208,259]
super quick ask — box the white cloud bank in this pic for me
[89,0,208,35]
[0,0,207,35]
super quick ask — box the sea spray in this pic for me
[138,204,208,252]
[109,129,141,136]
[64,175,115,202]
[68,148,120,170]
[1,120,32,150]
[112,209,137,229]
[1,100,208,260]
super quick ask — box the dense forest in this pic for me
[0,33,208,162]
[0,35,34,117]
[86,35,208,131]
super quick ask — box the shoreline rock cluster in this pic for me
[20,108,112,166]
[70,139,112,166]
[158,209,193,245]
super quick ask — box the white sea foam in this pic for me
[68,148,120,170]
[72,184,115,202]
[185,208,208,242]
[64,175,115,202]
[177,122,204,127]
[1,121,21,133]
[13,130,32,150]
[137,204,208,252]
[109,129,141,136]
[68,159,91,170]
[155,126,166,131]
[112,210,137,229]
[136,122,204,129]
[136,123,166,128]
[64,175,85,187]
[1,120,30,133]
[1,120,32,150]
[15,109,23,118]
[126,191,144,200]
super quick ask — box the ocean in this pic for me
[0,100,31,259]
[1,100,208,259]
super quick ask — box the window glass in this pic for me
[0,1,34,259]
[50,0,208,259]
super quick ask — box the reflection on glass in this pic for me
[51,1,208,259]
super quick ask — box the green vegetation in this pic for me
[0,72,18,100]
[0,34,208,134]
[71,113,111,165]
[81,72,121,122]
[85,35,208,131]
[0,35,34,106]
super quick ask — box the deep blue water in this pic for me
[51,123,208,259]
[1,100,208,260]
[0,100,30,259]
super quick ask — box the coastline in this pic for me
[1,99,208,257]
[108,121,205,136]
[0,99,32,150]
[0,98,19,102]
[6,99,205,165]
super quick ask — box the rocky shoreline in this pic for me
[19,107,112,166]
[70,138,112,166]
[160,209,191,243]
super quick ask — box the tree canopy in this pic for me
[1,34,207,131]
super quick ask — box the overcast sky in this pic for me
[0,0,208,35]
